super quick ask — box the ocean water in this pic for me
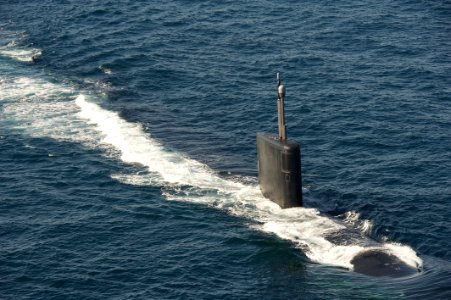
[1,0,450,299]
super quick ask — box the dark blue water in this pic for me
[1,0,451,299]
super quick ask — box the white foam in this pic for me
[98,65,113,75]
[359,219,374,235]
[76,95,239,189]
[0,44,42,62]
[343,210,374,235]
[385,242,424,270]
[0,76,101,148]
[344,210,360,224]
[0,29,41,62]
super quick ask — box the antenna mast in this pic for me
[277,72,287,140]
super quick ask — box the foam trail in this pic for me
[74,94,423,272]
[0,77,100,147]
[0,40,42,62]
[343,211,374,235]
[75,95,231,188]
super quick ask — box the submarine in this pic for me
[256,72,302,208]
[256,73,420,277]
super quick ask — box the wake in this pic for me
[75,94,423,273]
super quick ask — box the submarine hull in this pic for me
[351,249,419,277]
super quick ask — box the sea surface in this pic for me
[1,0,450,299]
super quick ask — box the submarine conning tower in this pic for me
[256,73,303,208]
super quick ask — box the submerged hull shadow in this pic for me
[351,249,418,277]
